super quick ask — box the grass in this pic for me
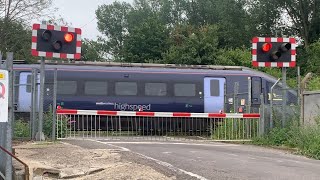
[252,117,320,160]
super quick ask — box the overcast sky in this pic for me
[52,0,133,40]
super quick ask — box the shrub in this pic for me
[253,117,320,160]
[39,105,68,140]
[14,119,30,138]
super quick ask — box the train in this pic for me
[8,61,299,134]
[12,61,298,114]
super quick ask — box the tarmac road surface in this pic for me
[64,139,320,180]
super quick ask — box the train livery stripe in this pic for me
[56,109,260,119]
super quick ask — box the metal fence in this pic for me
[11,68,58,141]
[56,109,261,141]
[269,81,300,129]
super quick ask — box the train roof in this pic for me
[10,60,278,81]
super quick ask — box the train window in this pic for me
[210,80,220,96]
[145,83,167,96]
[252,79,261,95]
[174,83,196,97]
[115,82,137,96]
[85,81,108,95]
[57,81,77,95]
[26,75,31,93]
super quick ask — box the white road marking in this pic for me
[227,153,239,157]
[98,141,239,147]
[88,139,208,180]
[135,152,209,180]
[87,139,130,151]
[162,152,172,154]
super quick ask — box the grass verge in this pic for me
[252,118,320,160]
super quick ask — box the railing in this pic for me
[0,146,29,180]
[56,109,261,141]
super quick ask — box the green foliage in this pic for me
[43,107,68,139]
[253,118,320,160]
[247,0,320,46]
[216,48,251,66]
[124,16,169,63]
[43,110,54,138]
[14,119,30,138]
[0,20,36,63]
[305,41,320,74]
[212,118,259,140]
[306,75,320,91]
[96,1,132,60]
[163,25,219,65]
[81,38,105,61]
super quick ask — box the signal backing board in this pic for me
[252,37,296,67]
[31,23,82,59]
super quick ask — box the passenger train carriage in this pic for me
[14,63,297,131]
[13,62,297,115]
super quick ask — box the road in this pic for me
[64,139,320,180]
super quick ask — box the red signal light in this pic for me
[262,43,272,52]
[64,33,74,43]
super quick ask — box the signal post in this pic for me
[252,37,296,128]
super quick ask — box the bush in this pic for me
[14,119,30,138]
[253,117,320,160]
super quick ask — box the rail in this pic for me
[0,145,29,180]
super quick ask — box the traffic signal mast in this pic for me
[31,23,82,141]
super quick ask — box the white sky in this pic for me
[52,0,133,40]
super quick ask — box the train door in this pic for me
[17,72,39,112]
[204,77,225,113]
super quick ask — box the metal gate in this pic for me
[56,109,261,141]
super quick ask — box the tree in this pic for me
[0,19,33,61]
[163,25,219,65]
[0,0,53,22]
[96,1,132,60]
[247,0,320,47]
[123,16,169,63]
[185,0,254,48]
[81,38,106,61]
[0,0,54,62]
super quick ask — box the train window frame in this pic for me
[115,81,138,96]
[210,80,220,96]
[84,81,108,96]
[57,80,77,95]
[174,83,196,97]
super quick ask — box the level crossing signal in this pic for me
[252,37,296,67]
[31,24,82,59]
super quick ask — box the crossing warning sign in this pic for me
[0,70,8,122]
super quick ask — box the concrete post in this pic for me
[5,52,14,180]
